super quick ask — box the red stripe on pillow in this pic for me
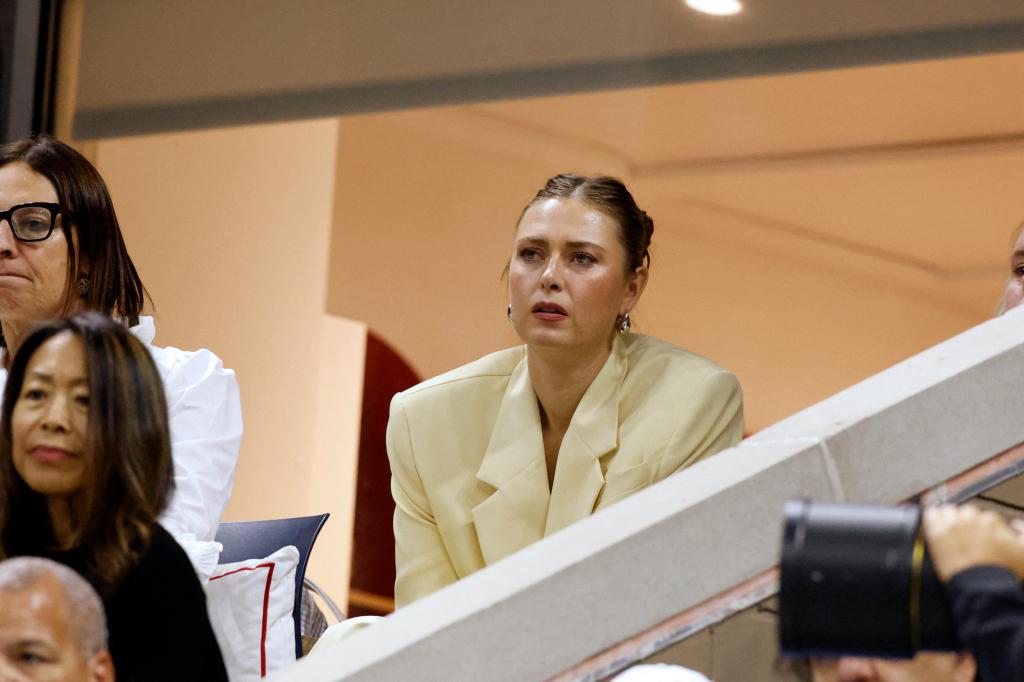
[211,562,277,677]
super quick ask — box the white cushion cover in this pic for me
[206,545,298,681]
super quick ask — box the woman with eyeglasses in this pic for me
[388,174,744,606]
[0,136,241,567]
[0,312,227,680]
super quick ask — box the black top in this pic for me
[947,565,1024,682]
[40,523,227,682]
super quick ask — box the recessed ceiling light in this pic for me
[685,0,743,16]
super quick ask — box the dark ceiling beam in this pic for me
[73,8,1024,139]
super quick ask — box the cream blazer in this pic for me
[387,333,743,607]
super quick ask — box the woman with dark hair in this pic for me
[0,312,226,680]
[0,135,241,567]
[388,174,744,606]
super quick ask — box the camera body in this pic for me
[779,499,958,658]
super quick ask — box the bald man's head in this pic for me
[811,652,976,682]
[0,557,114,681]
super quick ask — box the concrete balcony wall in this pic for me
[277,307,1024,681]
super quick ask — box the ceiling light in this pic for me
[685,0,743,16]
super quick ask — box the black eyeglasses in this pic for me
[0,202,62,242]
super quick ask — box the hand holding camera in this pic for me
[924,505,1024,582]
[781,500,1024,682]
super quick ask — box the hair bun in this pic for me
[639,210,654,248]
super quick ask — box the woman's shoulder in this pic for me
[129,317,238,396]
[623,333,738,386]
[108,524,205,613]
[106,524,228,681]
[397,345,526,403]
[135,523,204,580]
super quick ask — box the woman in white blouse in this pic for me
[0,135,241,567]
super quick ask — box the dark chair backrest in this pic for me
[215,514,329,659]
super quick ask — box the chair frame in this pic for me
[215,513,330,658]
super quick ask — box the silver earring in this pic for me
[618,312,631,334]
[507,304,513,321]
[78,273,91,297]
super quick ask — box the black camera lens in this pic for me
[779,499,958,658]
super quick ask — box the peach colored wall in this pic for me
[635,195,982,426]
[80,105,992,615]
[327,109,628,378]
[77,102,994,613]
[92,120,364,604]
[326,110,986,432]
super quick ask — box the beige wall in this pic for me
[327,108,628,378]
[93,119,365,604]
[326,109,986,432]
[81,101,994,615]
[73,93,1001,623]
[635,195,981,426]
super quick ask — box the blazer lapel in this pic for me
[471,355,550,566]
[544,336,628,536]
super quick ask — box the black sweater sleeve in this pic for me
[104,524,228,682]
[947,565,1024,682]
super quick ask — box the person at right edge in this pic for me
[922,504,1024,682]
[809,222,1024,682]
[912,221,1024,682]
[388,174,743,607]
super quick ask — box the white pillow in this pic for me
[206,545,299,681]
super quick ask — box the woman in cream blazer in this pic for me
[388,174,744,607]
